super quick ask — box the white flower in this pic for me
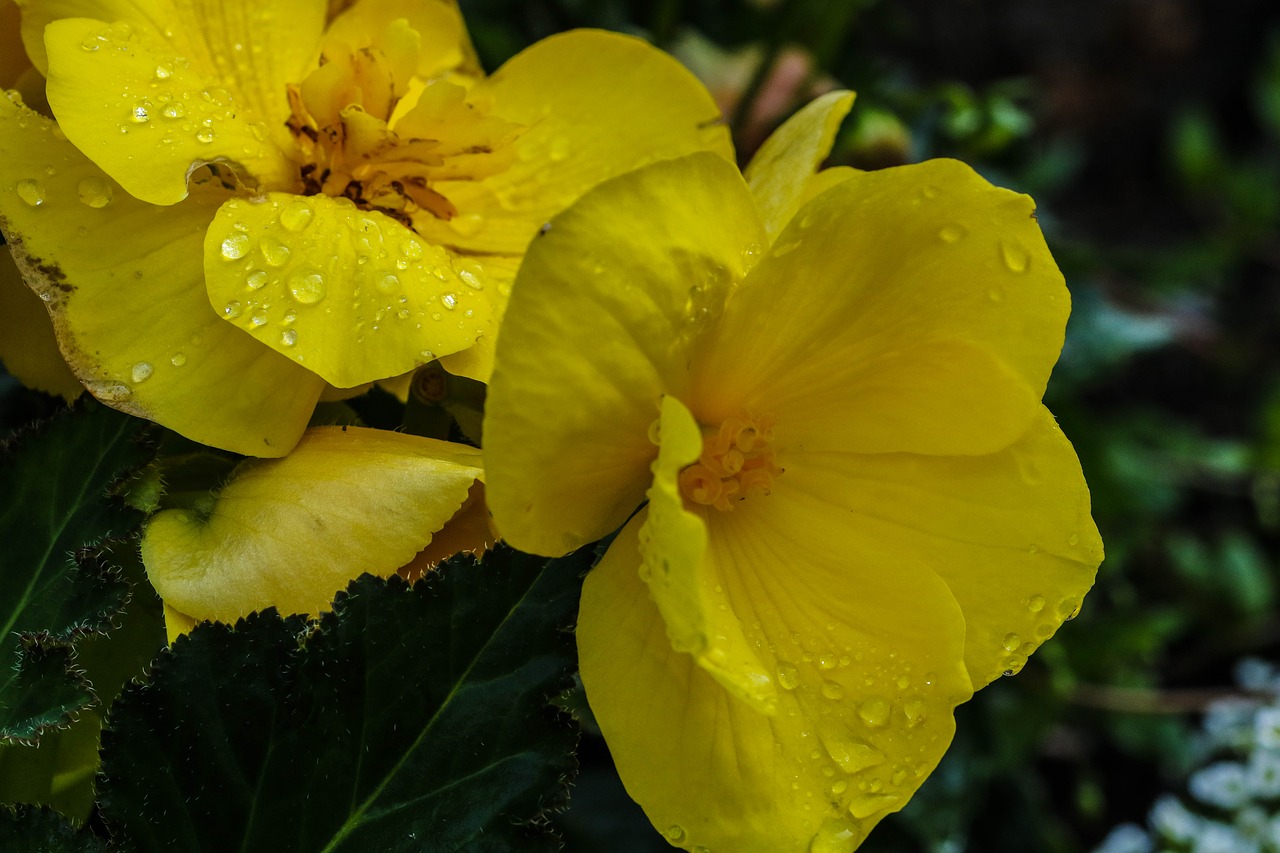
[1193,820,1258,853]
[1189,762,1251,810]
[1204,698,1262,751]
[1095,823,1153,853]
[1234,658,1280,692]
[1255,705,1280,750]
[1150,794,1203,845]
[1246,748,1280,798]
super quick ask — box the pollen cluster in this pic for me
[678,413,782,511]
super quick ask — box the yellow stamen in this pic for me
[679,412,782,511]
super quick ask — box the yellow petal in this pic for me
[484,153,764,556]
[694,158,1069,457]
[203,192,489,388]
[0,94,324,456]
[790,406,1103,688]
[43,15,301,205]
[162,602,196,644]
[141,426,483,621]
[641,395,776,712]
[397,481,493,582]
[323,0,471,83]
[579,493,972,852]
[410,29,734,257]
[434,253,517,383]
[0,246,81,400]
[745,90,854,242]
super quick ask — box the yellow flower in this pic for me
[0,0,729,455]
[141,425,487,642]
[484,97,1103,851]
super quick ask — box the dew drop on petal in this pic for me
[440,292,458,310]
[809,818,858,853]
[279,200,313,232]
[246,270,268,290]
[858,699,890,728]
[938,223,967,243]
[153,64,172,80]
[85,379,133,402]
[1002,633,1021,652]
[77,177,113,208]
[195,127,215,144]
[130,362,153,383]
[777,663,800,691]
[131,103,150,123]
[15,179,45,207]
[288,269,326,304]
[223,300,243,319]
[220,233,251,260]
[1027,594,1046,613]
[259,237,291,267]
[249,311,268,327]
[400,240,424,261]
[162,102,186,119]
[665,826,685,843]
[821,681,845,701]
[170,352,187,367]
[1000,240,1030,273]
[281,329,297,347]
[376,273,399,294]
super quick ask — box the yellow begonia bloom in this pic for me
[0,0,729,455]
[484,108,1102,849]
[142,425,485,642]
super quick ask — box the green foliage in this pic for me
[95,547,586,853]
[0,806,107,852]
[0,402,153,741]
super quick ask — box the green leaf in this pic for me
[0,805,109,852]
[99,545,588,852]
[0,402,153,742]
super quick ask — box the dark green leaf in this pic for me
[100,545,588,853]
[0,402,153,741]
[0,805,109,852]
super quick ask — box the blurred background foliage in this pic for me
[453,0,1280,849]
[4,0,1280,849]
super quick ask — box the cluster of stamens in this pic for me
[678,413,782,511]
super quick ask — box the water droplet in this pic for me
[131,103,150,123]
[431,311,442,321]
[154,64,172,80]
[820,728,884,774]
[247,312,266,327]
[130,362,153,383]
[809,818,858,853]
[85,379,133,402]
[170,352,187,367]
[245,270,268,290]
[1000,240,1030,273]
[847,792,901,820]
[259,237,291,267]
[858,699,890,728]
[1068,533,1080,546]
[821,681,845,701]
[162,102,186,119]
[15,179,45,207]
[288,269,326,304]
[396,308,410,320]
[279,200,313,232]
[665,825,685,843]
[1058,597,1081,620]
[222,300,244,318]
[772,661,800,690]
[281,329,297,347]
[901,699,926,725]
[80,36,102,51]
[195,127,214,143]
[376,273,399,294]
[221,233,251,260]
[77,177,113,208]
[938,223,967,243]
[1002,633,1021,652]
[457,264,484,290]
[1027,594,1046,613]
[400,239,424,262]
[440,292,458,310]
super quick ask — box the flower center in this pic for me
[678,413,783,512]
[284,49,520,233]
